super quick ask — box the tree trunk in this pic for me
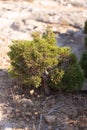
[42,75,50,96]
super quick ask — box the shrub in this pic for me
[48,68,64,90]
[84,20,87,34]
[80,51,87,78]
[60,64,84,91]
[49,53,84,91]
[85,37,87,47]
[8,29,84,93]
[61,54,84,91]
[8,29,70,90]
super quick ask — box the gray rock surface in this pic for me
[0,0,87,40]
[57,30,86,59]
[44,115,57,124]
[0,1,86,83]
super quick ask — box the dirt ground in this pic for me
[0,69,87,130]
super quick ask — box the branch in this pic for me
[38,114,43,130]
[48,104,64,115]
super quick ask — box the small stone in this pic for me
[21,98,34,107]
[30,89,35,95]
[48,125,54,130]
[26,118,30,122]
[25,112,32,116]
[44,115,57,124]
[25,127,29,130]
[67,4,72,7]
[37,95,40,98]
[35,111,38,115]
[32,124,36,130]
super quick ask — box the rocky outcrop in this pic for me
[54,0,87,7]
[0,0,87,41]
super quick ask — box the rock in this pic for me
[44,115,57,124]
[67,4,72,7]
[46,98,56,107]
[32,124,36,130]
[4,122,13,130]
[0,0,86,40]
[73,30,84,40]
[57,29,86,60]
[21,98,34,107]
[10,22,20,31]
[25,112,32,116]
[30,89,35,95]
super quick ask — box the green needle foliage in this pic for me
[80,51,87,78]
[84,20,87,34]
[49,53,84,91]
[8,29,84,92]
[85,37,87,47]
[8,29,62,88]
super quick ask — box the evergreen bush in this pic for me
[8,29,68,89]
[48,68,64,90]
[80,51,87,78]
[85,37,87,47]
[8,29,84,93]
[84,20,87,34]
[49,53,84,91]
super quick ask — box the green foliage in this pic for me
[48,68,64,90]
[85,37,87,47]
[8,29,64,88]
[60,54,84,91]
[8,29,84,92]
[61,64,84,91]
[80,51,87,78]
[48,53,84,91]
[84,20,87,34]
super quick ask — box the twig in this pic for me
[42,94,58,106]
[48,104,64,115]
[38,114,43,130]
[11,86,18,106]
[11,88,16,103]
